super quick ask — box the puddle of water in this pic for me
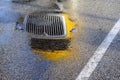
[29,0,83,62]
[31,13,80,61]
[31,0,84,62]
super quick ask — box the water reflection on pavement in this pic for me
[0,0,81,80]
[0,0,53,80]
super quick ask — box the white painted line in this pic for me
[76,19,120,80]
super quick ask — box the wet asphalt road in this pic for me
[0,0,120,80]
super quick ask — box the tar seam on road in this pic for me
[75,19,120,80]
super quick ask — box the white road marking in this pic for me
[76,19,120,80]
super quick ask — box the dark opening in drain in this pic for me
[30,38,70,50]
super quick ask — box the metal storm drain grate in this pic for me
[25,13,66,37]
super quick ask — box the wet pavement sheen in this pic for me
[0,0,53,80]
[1,0,120,80]
[0,0,80,80]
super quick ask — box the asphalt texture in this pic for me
[0,0,120,80]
